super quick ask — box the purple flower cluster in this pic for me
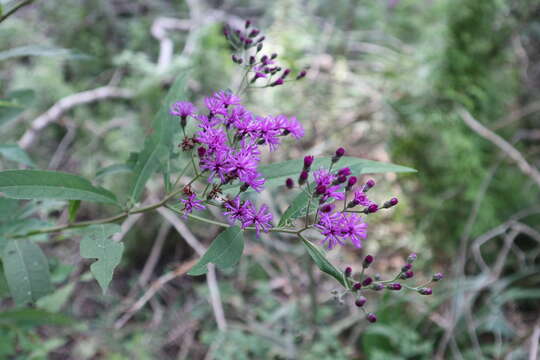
[223,197,273,237]
[289,149,399,250]
[171,91,299,234]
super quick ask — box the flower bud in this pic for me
[383,197,399,208]
[257,36,266,43]
[336,175,347,184]
[285,178,294,189]
[315,184,327,196]
[366,204,379,213]
[401,264,412,272]
[249,56,255,64]
[355,296,367,307]
[362,277,373,286]
[257,43,263,52]
[296,70,307,80]
[320,204,335,213]
[344,267,352,277]
[270,78,284,87]
[332,147,345,163]
[432,272,444,282]
[371,283,384,291]
[346,176,357,190]
[245,19,251,28]
[387,283,402,291]
[366,313,377,323]
[281,68,291,79]
[362,255,374,268]
[303,155,314,169]
[298,170,309,185]
[418,287,433,295]
[249,29,260,38]
[362,179,375,192]
[406,253,417,264]
[197,147,207,158]
[402,270,414,279]
[352,282,362,291]
[337,167,351,177]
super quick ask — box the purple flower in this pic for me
[196,127,228,154]
[275,115,304,139]
[170,101,197,118]
[255,116,282,151]
[213,91,241,107]
[223,196,250,223]
[226,149,259,184]
[200,150,230,183]
[315,212,345,249]
[313,169,334,188]
[205,96,227,116]
[339,213,367,248]
[180,194,206,217]
[243,203,273,236]
[353,190,371,207]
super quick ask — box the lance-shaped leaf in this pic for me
[0,170,118,204]
[79,224,123,294]
[224,157,416,193]
[301,237,348,288]
[0,144,36,168]
[129,74,188,202]
[278,188,320,227]
[0,89,35,127]
[188,226,244,276]
[2,239,52,305]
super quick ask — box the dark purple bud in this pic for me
[197,147,207,158]
[336,147,345,157]
[303,155,314,169]
[366,204,379,213]
[320,204,335,213]
[285,178,294,189]
[281,68,291,79]
[296,70,307,80]
[366,313,377,323]
[403,270,414,279]
[249,56,255,65]
[346,176,357,190]
[232,54,239,63]
[362,277,373,286]
[363,255,374,268]
[432,272,444,282]
[355,296,367,307]
[336,175,347,184]
[240,183,249,192]
[347,199,359,208]
[362,179,376,192]
[245,19,251,29]
[387,283,402,291]
[261,55,268,63]
[315,184,327,195]
[344,267,352,277]
[270,53,278,59]
[352,282,362,291]
[257,36,266,43]
[270,78,284,87]
[372,283,385,291]
[407,253,417,264]
[249,29,260,38]
[418,287,433,295]
[223,26,230,38]
[401,263,412,272]
[257,43,263,52]
[298,170,309,185]
[338,167,351,177]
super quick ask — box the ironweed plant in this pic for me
[0,20,442,323]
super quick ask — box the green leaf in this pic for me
[0,89,35,127]
[301,237,347,287]
[36,283,75,313]
[188,226,244,276]
[67,200,81,223]
[0,308,73,327]
[0,144,36,167]
[2,239,52,305]
[0,170,118,204]
[129,74,188,202]
[95,163,132,179]
[0,45,89,61]
[79,224,123,294]
[278,188,319,227]
[225,156,416,193]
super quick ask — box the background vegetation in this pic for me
[1,0,539,358]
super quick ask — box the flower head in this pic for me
[170,101,197,118]
[180,194,206,217]
[242,203,273,236]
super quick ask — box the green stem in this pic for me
[0,0,35,24]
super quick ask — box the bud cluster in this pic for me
[337,253,443,324]
[223,20,308,91]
